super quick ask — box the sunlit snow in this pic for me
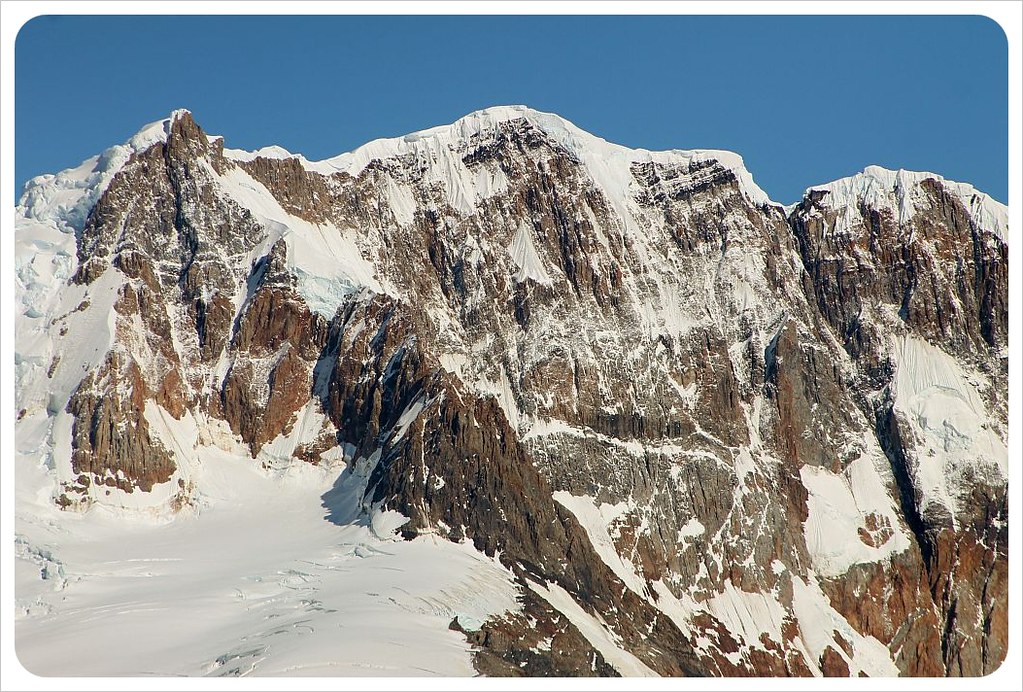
[890,334,1006,525]
[15,441,521,676]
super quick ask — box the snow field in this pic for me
[15,435,522,676]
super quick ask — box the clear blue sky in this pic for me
[15,14,1008,204]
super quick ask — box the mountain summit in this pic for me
[14,107,1007,677]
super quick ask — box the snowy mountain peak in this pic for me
[335,105,777,207]
[806,164,1008,241]
[17,108,192,233]
[219,105,778,209]
[128,108,192,150]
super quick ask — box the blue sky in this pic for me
[15,14,1008,204]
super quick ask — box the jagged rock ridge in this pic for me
[14,106,1008,677]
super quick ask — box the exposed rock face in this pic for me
[222,238,329,454]
[14,107,1008,677]
[461,590,620,677]
[65,350,176,498]
[788,169,1008,675]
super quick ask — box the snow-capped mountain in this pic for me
[14,106,1007,677]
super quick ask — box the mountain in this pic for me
[13,106,1008,677]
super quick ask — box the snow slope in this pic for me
[890,334,1007,525]
[211,162,390,317]
[800,441,913,578]
[15,437,521,677]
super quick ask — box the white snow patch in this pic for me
[800,443,912,578]
[508,221,554,285]
[891,334,1006,524]
[254,401,338,470]
[637,279,703,341]
[383,174,418,226]
[648,579,698,631]
[390,393,437,443]
[370,507,411,540]
[553,492,648,598]
[791,573,900,677]
[477,365,521,431]
[677,517,705,546]
[522,417,585,441]
[472,160,510,200]
[703,580,788,658]
[438,352,468,379]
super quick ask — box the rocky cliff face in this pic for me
[14,107,1008,677]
